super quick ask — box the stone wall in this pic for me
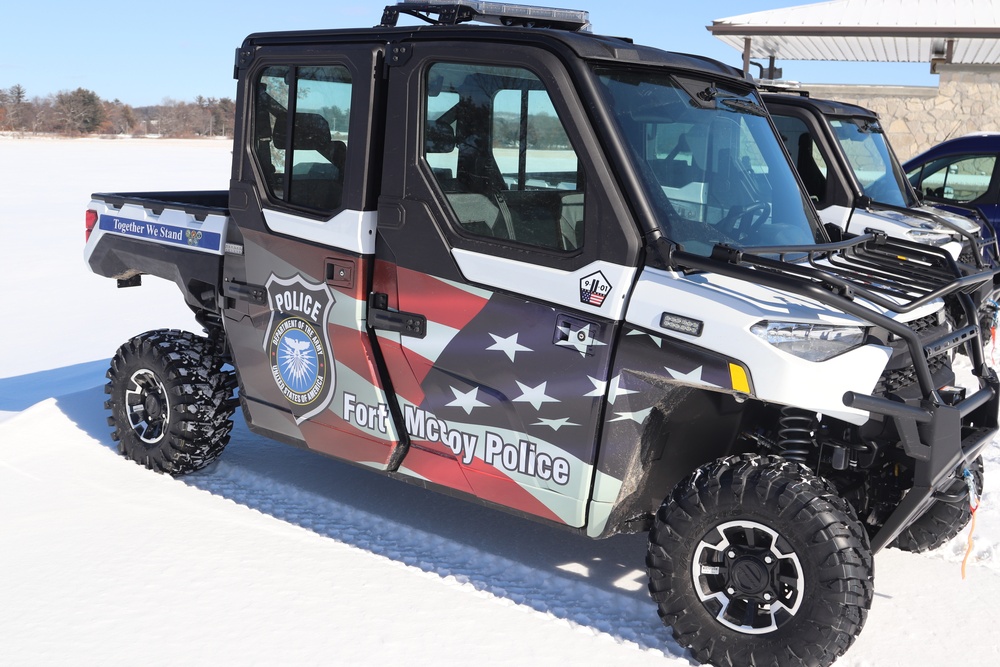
[797,64,1000,162]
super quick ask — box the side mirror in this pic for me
[854,194,874,209]
[824,222,844,242]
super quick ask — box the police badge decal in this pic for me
[264,274,337,424]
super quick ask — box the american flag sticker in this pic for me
[580,271,611,307]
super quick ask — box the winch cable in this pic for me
[990,300,999,367]
[961,467,982,580]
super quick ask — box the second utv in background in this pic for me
[763,90,995,266]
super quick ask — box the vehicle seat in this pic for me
[670,125,708,181]
[289,112,345,210]
[796,134,826,202]
[446,193,512,240]
[559,192,585,250]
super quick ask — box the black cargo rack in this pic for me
[380,1,591,31]
[924,200,1000,269]
[854,196,996,270]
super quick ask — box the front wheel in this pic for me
[105,329,237,475]
[892,456,984,553]
[647,454,873,667]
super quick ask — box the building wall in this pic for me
[800,64,1000,162]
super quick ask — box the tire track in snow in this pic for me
[165,401,1000,660]
[180,449,689,661]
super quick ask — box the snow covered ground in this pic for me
[2,136,1000,666]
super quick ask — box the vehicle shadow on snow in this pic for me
[56,384,691,661]
[0,360,110,412]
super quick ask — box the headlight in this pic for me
[750,321,866,362]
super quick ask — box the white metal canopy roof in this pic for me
[709,0,1000,66]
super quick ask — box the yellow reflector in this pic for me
[729,363,750,394]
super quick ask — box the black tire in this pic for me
[647,454,874,667]
[891,456,984,553]
[105,329,237,475]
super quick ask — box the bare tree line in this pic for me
[0,85,235,138]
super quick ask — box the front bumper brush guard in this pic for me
[844,372,999,552]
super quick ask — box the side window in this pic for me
[916,155,996,203]
[491,89,578,190]
[423,62,584,252]
[253,65,352,213]
[426,89,460,185]
[771,114,829,204]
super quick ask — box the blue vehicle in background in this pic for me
[904,132,1000,236]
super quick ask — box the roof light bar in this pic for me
[381,1,591,32]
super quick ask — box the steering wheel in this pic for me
[718,201,771,240]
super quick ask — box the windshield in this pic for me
[829,117,917,208]
[595,68,822,256]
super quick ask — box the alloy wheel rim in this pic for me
[125,368,170,444]
[691,519,804,634]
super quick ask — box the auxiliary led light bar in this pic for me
[381,1,591,32]
[660,312,704,337]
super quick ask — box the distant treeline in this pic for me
[0,85,235,137]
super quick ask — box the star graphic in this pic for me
[583,374,637,405]
[446,386,488,414]
[486,332,533,362]
[556,322,607,357]
[533,417,579,431]
[607,374,638,405]
[513,381,559,411]
[584,376,606,397]
[665,365,717,388]
[626,329,663,347]
[608,407,653,424]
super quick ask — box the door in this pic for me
[770,111,833,207]
[371,45,641,527]
[223,48,403,470]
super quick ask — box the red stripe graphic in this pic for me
[299,417,395,468]
[396,266,490,331]
[376,337,428,407]
[327,323,381,383]
[400,446,565,524]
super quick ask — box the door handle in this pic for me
[368,292,427,338]
[223,280,267,305]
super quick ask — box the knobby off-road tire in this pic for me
[891,456,985,553]
[647,454,874,667]
[105,329,238,475]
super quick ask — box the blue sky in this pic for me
[1,0,936,106]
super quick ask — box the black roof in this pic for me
[761,92,879,120]
[240,24,746,82]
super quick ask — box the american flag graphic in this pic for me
[581,288,607,307]
[580,271,610,308]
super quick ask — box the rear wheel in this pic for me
[647,454,873,667]
[105,329,237,475]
